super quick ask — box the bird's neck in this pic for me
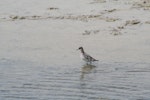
[80,49,84,54]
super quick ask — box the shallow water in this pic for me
[1,0,150,100]
[0,58,150,100]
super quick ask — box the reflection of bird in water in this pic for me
[80,64,96,79]
[77,47,98,64]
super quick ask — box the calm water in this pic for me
[0,0,150,99]
[0,58,150,100]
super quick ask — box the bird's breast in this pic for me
[80,53,84,60]
[80,53,88,62]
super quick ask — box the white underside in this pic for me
[80,53,89,62]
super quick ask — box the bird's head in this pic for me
[77,47,84,53]
[78,47,83,50]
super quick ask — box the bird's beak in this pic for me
[76,49,79,50]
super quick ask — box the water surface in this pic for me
[0,59,150,100]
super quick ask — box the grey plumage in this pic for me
[78,47,98,64]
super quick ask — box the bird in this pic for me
[77,47,98,64]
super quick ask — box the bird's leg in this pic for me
[90,61,92,64]
[86,62,89,65]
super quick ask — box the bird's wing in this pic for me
[84,52,98,61]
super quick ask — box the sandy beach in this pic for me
[0,0,150,100]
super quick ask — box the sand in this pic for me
[0,0,150,64]
[0,0,150,99]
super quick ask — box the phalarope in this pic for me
[77,47,98,64]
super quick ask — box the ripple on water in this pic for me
[0,59,150,100]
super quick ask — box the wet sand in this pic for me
[0,0,150,100]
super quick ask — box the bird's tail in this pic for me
[94,59,99,61]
